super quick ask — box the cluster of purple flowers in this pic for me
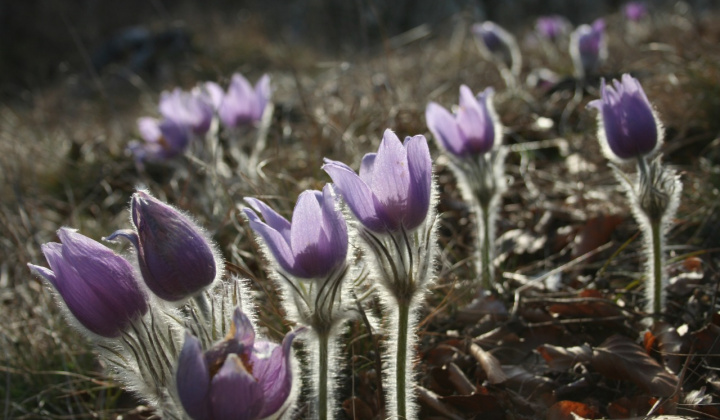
[130,73,271,164]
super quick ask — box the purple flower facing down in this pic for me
[176,309,299,420]
[624,2,648,21]
[571,19,606,77]
[535,15,570,41]
[587,74,660,161]
[323,129,432,233]
[472,21,505,53]
[129,117,190,163]
[159,88,215,135]
[218,73,271,128]
[244,184,348,279]
[107,190,217,301]
[426,85,499,158]
[28,228,148,338]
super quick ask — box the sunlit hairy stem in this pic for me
[650,219,664,315]
[396,301,410,420]
[317,332,329,420]
[479,202,493,291]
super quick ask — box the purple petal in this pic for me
[319,184,348,269]
[289,190,325,277]
[403,135,432,230]
[369,129,411,230]
[137,117,162,143]
[322,159,385,232]
[253,74,271,120]
[243,208,296,274]
[456,85,495,155]
[210,354,264,420]
[202,81,225,110]
[231,308,256,349]
[177,334,211,420]
[252,329,300,418]
[244,198,291,243]
[425,102,464,156]
[219,73,256,128]
[359,153,376,184]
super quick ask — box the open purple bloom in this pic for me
[323,129,432,233]
[159,88,215,135]
[535,15,570,41]
[129,117,190,163]
[587,74,660,161]
[624,2,648,21]
[570,19,606,78]
[28,228,148,338]
[244,184,348,279]
[176,308,299,420]
[106,190,217,301]
[218,73,271,128]
[426,85,499,158]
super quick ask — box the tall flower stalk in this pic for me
[244,184,351,420]
[323,130,437,419]
[588,74,681,316]
[426,85,505,292]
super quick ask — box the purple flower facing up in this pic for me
[107,190,218,302]
[587,74,661,161]
[535,15,570,42]
[426,85,500,158]
[570,18,606,78]
[159,88,215,135]
[176,309,300,420]
[218,73,271,128]
[624,2,648,22]
[244,184,348,279]
[28,228,148,338]
[129,117,191,163]
[323,129,432,233]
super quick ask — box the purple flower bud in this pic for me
[472,21,517,62]
[244,184,348,279]
[426,85,500,158]
[176,309,300,420]
[535,15,571,41]
[218,73,271,128]
[323,129,432,233]
[159,88,215,135]
[624,2,648,22]
[107,190,218,301]
[28,228,148,338]
[570,18,606,78]
[587,74,661,161]
[129,117,190,163]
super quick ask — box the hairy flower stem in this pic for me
[479,202,493,291]
[650,219,663,315]
[317,332,330,420]
[396,300,410,420]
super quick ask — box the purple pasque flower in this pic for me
[570,18,606,78]
[176,308,300,420]
[471,21,508,54]
[218,73,271,128]
[129,117,190,163]
[106,190,218,302]
[28,228,148,338]
[426,85,499,158]
[159,88,215,135]
[624,2,648,22]
[323,129,432,233]
[535,15,570,41]
[244,184,348,279]
[587,74,661,161]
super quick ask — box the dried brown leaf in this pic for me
[546,400,600,420]
[537,343,593,371]
[650,321,687,374]
[470,343,507,384]
[571,214,623,259]
[591,335,679,397]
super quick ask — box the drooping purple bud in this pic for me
[570,18,606,79]
[535,15,571,42]
[129,117,190,163]
[323,130,432,233]
[159,88,215,135]
[471,21,520,72]
[107,190,218,301]
[624,2,648,22]
[426,85,500,158]
[218,73,271,128]
[176,309,300,420]
[587,74,661,161]
[28,228,148,338]
[244,184,348,279]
